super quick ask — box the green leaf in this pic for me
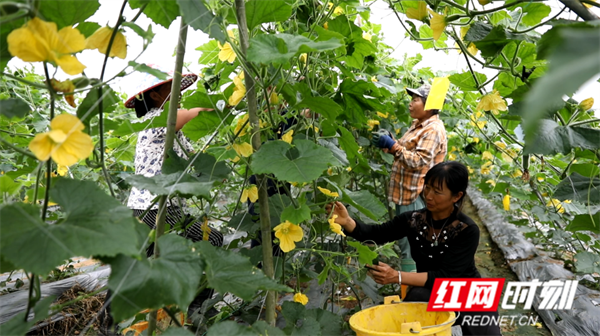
[192,152,231,183]
[252,321,287,336]
[206,321,258,336]
[77,86,119,132]
[0,15,25,71]
[0,255,16,273]
[327,15,362,38]
[228,212,258,233]
[161,327,195,336]
[251,140,337,183]
[493,72,524,97]
[196,40,220,64]
[347,241,378,265]
[181,91,226,110]
[177,0,225,42]
[122,22,155,44]
[247,34,342,65]
[130,0,180,29]
[570,164,600,178]
[0,175,22,195]
[0,98,30,119]
[1,296,54,336]
[523,26,600,136]
[107,235,203,321]
[344,37,377,69]
[181,111,224,141]
[465,22,532,58]
[295,96,342,120]
[112,108,168,136]
[514,3,551,26]
[574,251,600,274]
[246,0,293,30]
[196,241,291,301]
[554,173,600,204]
[120,172,213,199]
[419,25,447,50]
[281,203,311,224]
[0,179,140,274]
[74,22,101,38]
[128,61,169,80]
[341,189,386,220]
[566,211,600,234]
[523,119,600,155]
[449,71,487,91]
[338,79,387,126]
[38,0,100,28]
[291,316,321,336]
[489,10,511,25]
[337,127,359,160]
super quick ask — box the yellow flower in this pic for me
[580,97,594,110]
[547,199,565,213]
[511,170,523,178]
[231,156,240,163]
[328,2,344,15]
[485,179,496,187]
[234,113,249,136]
[293,292,309,305]
[563,200,572,204]
[269,91,279,105]
[218,42,236,63]
[233,142,253,157]
[458,26,478,55]
[503,195,510,211]
[537,176,545,182]
[467,166,474,174]
[328,214,345,237]
[318,186,339,198]
[448,152,456,161]
[56,165,69,176]
[362,32,372,42]
[229,72,246,106]
[85,26,127,59]
[241,184,258,203]
[377,111,389,118]
[477,90,507,115]
[427,9,447,41]
[299,53,307,64]
[282,130,294,144]
[473,137,480,144]
[273,221,304,253]
[371,76,378,82]
[29,114,94,166]
[482,151,494,161]
[406,1,428,20]
[494,141,506,150]
[8,17,86,75]
[346,166,352,172]
[367,119,380,130]
[480,161,493,175]
[501,149,516,163]
[324,22,329,30]
[50,79,77,108]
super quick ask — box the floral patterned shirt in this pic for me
[127,108,194,210]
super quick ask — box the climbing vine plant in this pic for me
[0,0,599,334]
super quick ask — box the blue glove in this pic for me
[371,129,393,148]
[378,135,396,149]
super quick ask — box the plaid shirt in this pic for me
[388,115,447,205]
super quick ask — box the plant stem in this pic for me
[235,0,277,325]
[95,0,128,198]
[146,16,188,336]
[0,136,36,158]
[0,72,47,89]
[569,118,600,127]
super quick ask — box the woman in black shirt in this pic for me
[328,161,501,336]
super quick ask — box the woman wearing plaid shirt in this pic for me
[372,83,447,268]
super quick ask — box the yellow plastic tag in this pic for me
[424,77,450,110]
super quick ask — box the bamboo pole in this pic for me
[234,0,277,325]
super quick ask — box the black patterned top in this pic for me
[347,209,481,289]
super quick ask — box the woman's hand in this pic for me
[367,262,400,285]
[325,201,356,233]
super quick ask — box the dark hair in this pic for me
[133,85,167,118]
[412,95,440,115]
[423,161,469,214]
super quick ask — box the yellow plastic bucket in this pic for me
[349,296,457,336]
